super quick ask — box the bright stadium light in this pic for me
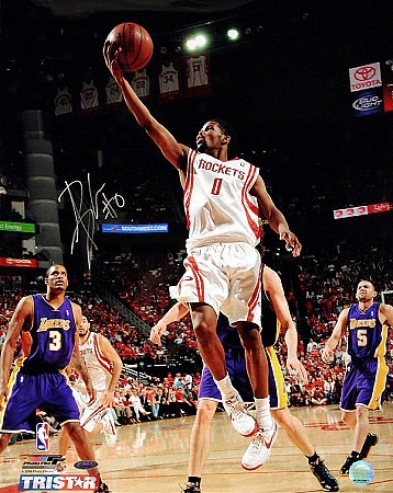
[227,28,240,41]
[185,32,209,52]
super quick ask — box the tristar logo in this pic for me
[19,474,99,491]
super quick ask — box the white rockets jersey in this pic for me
[184,149,262,251]
[159,63,180,94]
[80,80,99,111]
[54,87,73,116]
[186,55,208,88]
[105,76,123,105]
[74,332,112,392]
[131,69,150,98]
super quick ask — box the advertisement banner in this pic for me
[381,58,393,112]
[0,257,38,268]
[101,223,169,234]
[0,221,35,233]
[333,202,393,219]
[351,88,383,117]
[349,63,382,92]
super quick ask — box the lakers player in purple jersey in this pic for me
[322,279,393,475]
[104,43,302,468]
[0,264,111,493]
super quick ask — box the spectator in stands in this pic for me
[127,388,151,422]
[113,389,135,425]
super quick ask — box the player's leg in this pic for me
[0,373,44,454]
[340,361,380,475]
[191,304,226,381]
[58,426,71,457]
[47,374,111,493]
[64,422,111,492]
[183,399,218,493]
[64,421,99,467]
[274,408,338,492]
[358,358,386,459]
[0,433,12,454]
[352,405,370,453]
[275,407,314,455]
[237,322,269,399]
[191,304,255,435]
[239,326,277,470]
[339,409,361,474]
[181,248,230,383]
[183,248,257,436]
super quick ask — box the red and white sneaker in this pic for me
[241,419,278,470]
[223,394,258,437]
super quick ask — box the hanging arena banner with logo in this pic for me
[348,61,390,117]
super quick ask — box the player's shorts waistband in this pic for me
[19,366,63,375]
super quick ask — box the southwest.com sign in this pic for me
[101,223,169,234]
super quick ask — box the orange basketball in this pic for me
[104,22,154,72]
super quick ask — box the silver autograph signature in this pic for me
[58,173,125,269]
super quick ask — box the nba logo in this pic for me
[36,422,49,451]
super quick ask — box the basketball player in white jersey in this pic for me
[104,43,302,468]
[58,315,123,456]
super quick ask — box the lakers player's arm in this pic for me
[21,329,33,357]
[150,302,190,345]
[71,302,96,403]
[264,266,307,382]
[103,46,189,172]
[380,302,393,327]
[321,308,349,363]
[0,295,33,409]
[97,334,123,408]
[251,175,302,257]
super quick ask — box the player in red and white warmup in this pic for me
[59,315,123,456]
[103,42,302,472]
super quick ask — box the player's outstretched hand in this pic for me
[321,346,335,364]
[102,41,123,81]
[280,230,302,258]
[286,355,307,383]
[102,390,115,409]
[149,322,166,345]
[87,387,97,406]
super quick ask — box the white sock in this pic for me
[214,374,237,401]
[255,397,273,430]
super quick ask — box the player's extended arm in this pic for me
[71,339,96,404]
[103,44,188,170]
[0,296,32,409]
[251,175,302,257]
[380,303,393,327]
[150,302,190,345]
[71,303,96,403]
[321,309,348,363]
[98,334,123,408]
[265,267,307,382]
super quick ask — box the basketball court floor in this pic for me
[1,403,392,492]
